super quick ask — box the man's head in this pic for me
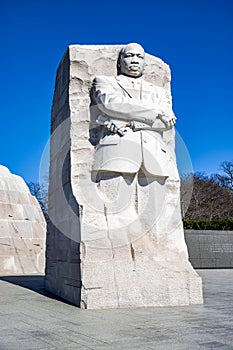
[117,43,145,78]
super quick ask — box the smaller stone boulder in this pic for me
[0,165,46,274]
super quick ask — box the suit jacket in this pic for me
[91,74,178,178]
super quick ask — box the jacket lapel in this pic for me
[115,75,142,100]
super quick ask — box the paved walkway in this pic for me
[0,270,233,350]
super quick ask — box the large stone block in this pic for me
[0,165,46,274]
[45,44,203,308]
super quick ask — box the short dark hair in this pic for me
[116,47,124,75]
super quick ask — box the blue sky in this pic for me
[0,0,232,182]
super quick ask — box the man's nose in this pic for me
[131,55,139,63]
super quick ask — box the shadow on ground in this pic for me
[0,275,75,305]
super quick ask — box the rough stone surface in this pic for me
[0,165,46,274]
[45,44,203,308]
[185,230,233,268]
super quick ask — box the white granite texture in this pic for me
[45,44,203,308]
[0,165,46,274]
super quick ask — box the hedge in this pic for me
[183,219,233,231]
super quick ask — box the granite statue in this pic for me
[45,43,203,309]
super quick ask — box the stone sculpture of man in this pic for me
[89,43,180,245]
[91,43,177,180]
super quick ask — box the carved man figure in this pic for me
[91,43,177,179]
[88,43,179,245]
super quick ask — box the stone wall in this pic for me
[185,230,233,268]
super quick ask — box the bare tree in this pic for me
[27,181,48,221]
[215,160,233,193]
[183,172,233,221]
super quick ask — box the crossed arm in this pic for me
[92,76,176,131]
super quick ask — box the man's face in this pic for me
[120,43,145,78]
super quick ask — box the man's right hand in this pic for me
[104,121,119,133]
[104,121,125,136]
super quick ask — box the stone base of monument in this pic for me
[81,244,202,309]
[45,44,203,308]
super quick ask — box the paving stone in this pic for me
[0,270,233,349]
